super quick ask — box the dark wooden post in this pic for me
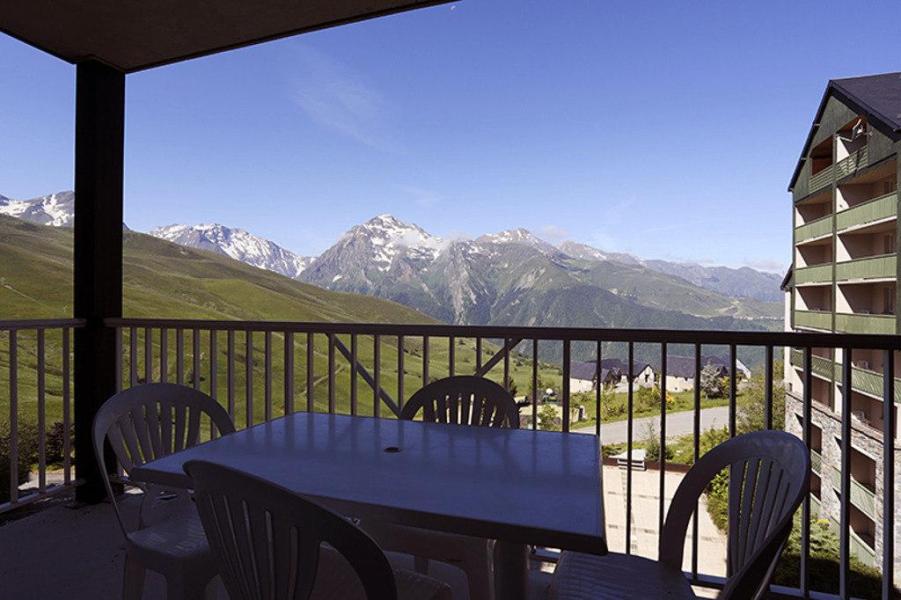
[73,60,125,503]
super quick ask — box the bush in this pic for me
[774,514,890,599]
[46,421,71,464]
[538,404,560,432]
[643,422,673,462]
[0,421,37,503]
[700,364,726,398]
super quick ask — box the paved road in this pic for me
[574,405,731,445]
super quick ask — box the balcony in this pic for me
[794,309,832,331]
[795,214,833,244]
[837,191,898,231]
[809,164,835,194]
[795,263,833,285]
[835,146,870,180]
[835,312,897,335]
[811,450,877,520]
[836,255,897,282]
[2,318,899,599]
[790,348,901,408]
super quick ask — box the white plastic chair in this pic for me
[363,376,520,600]
[185,459,453,600]
[550,430,810,600]
[92,383,236,600]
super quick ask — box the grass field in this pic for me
[0,216,567,438]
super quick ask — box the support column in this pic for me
[73,60,125,503]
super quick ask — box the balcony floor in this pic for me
[0,466,726,599]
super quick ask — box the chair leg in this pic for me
[166,571,213,600]
[122,554,146,600]
[462,547,493,600]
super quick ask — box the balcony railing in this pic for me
[790,348,901,405]
[809,164,835,194]
[836,255,897,282]
[795,263,833,285]
[794,309,833,331]
[837,191,898,231]
[1,319,82,513]
[835,146,870,180]
[835,312,897,335]
[2,317,898,598]
[795,214,833,244]
[811,450,877,519]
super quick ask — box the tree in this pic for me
[538,404,561,431]
[700,364,726,398]
[737,364,786,432]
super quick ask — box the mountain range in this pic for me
[0,190,783,334]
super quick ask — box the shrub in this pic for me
[0,421,37,503]
[538,404,560,432]
[774,514,890,599]
[700,364,726,398]
[643,422,673,462]
[46,421,71,464]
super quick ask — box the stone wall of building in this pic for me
[785,390,901,584]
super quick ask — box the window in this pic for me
[884,286,896,315]
[884,234,896,255]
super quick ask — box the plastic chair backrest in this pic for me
[657,430,810,600]
[401,376,520,428]
[92,383,236,535]
[185,460,398,600]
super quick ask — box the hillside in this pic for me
[0,215,559,425]
[0,215,431,324]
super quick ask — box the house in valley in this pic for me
[569,361,620,392]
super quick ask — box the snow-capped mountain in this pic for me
[301,216,782,325]
[150,223,312,279]
[0,188,782,322]
[0,191,74,227]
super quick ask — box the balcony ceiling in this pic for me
[0,0,449,73]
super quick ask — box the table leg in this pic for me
[494,541,528,599]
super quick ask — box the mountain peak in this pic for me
[151,222,312,279]
[0,190,75,227]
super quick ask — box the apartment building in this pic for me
[784,72,901,571]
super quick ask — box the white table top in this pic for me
[131,412,607,554]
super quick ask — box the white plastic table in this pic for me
[131,412,607,598]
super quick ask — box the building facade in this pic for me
[784,72,901,573]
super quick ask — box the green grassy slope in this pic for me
[0,216,562,431]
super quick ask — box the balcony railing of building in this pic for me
[794,309,833,331]
[836,146,870,181]
[2,317,899,599]
[807,145,870,197]
[836,255,897,282]
[810,450,877,520]
[795,214,834,244]
[795,263,834,285]
[810,165,836,195]
[790,348,901,405]
[837,191,898,232]
[834,313,897,335]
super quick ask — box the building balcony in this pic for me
[837,191,898,232]
[809,164,835,195]
[835,312,897,335]
[794,309,832,331]
[795,214,833,244]
[835,145,870,181]
[2,317,898,599]
[790,348,901,408]
[795,263,833,285]
[811,450,877,520]
[835,254,897,282]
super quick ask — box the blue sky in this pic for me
[2,1,900,272]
